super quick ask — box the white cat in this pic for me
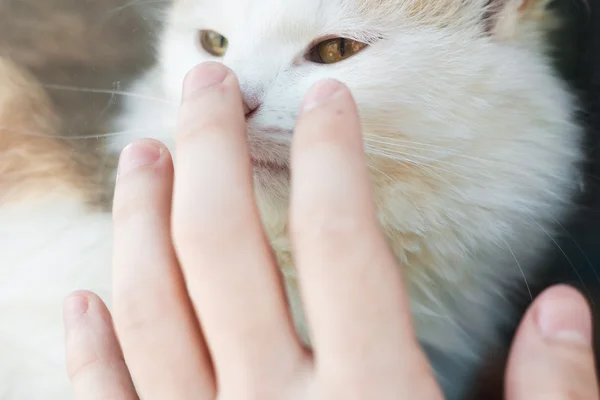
[0,0,583,399]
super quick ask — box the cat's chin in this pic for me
[248,127,291,176]
[251,157,291,195]
[252,159,286,171]
[252,159,290,184]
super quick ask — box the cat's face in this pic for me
[156,0,580,280]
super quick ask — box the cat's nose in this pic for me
[243,98,261,119]
[243,101,256,117]
[240,86,262,119]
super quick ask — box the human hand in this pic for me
[62,62,599,399]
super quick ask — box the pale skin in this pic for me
[62,62,599,399]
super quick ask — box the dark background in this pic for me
[472,0,600,397]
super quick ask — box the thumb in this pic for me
[506,284,599,400]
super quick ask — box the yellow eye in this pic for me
[308,38,368,64]
[199,30,229,57]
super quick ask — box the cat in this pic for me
[0,0,585,399]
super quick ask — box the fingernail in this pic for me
[63,293,89,327]
[117,139,163,178]
[302,79,344,112]
[537,286,592,345]
[183,62,228,99]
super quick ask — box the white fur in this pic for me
[0,194,112,399]
[0,0,584,398]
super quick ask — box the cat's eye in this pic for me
[308,38,368,64]
[199,30,229,57]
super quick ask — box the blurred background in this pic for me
[0,0,163,205]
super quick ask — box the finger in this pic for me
[112,139,214,400]
[171,62,304,385]
[506,284,599,400]
[64,291,138,400]
[290,80,441,397]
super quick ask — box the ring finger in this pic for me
[112,139,214,400]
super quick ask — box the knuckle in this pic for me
[177,112,224,144]
[220,375,299,400]
[67,353,104,382]
[112,264,179,345]
[112,303,151,344]
[171,214,207,251]
[292,212,369,253]
[112,175,159,226]
[171,215,242,262]
[111,287,159,340]
[111,192,140,226]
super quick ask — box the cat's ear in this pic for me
[486,0,555,39]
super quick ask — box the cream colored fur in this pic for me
[0,0,583,398]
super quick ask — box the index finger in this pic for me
[289,80,441,396]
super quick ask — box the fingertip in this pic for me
[506,284,599,400]
[63,291,111,330]
[182,62,232,102]
[534,284,593,346]
[63,291,90,327]
[301,79,347,112]
[175,64,244,145]
[117,139,166,180]
[293,79,362,152]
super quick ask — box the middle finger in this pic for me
[171,63,305,385]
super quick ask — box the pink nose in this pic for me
[243,101,260,119]
[243,102,252,115]
[241,88,262,119]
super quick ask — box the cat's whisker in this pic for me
[367,146,445,181]
[365,146,458,187]
[86,128,165,140]
[363,138,469,164]
[365,145,496,188]
[105,0,169,15]
[364,135,492,164]
[367,146,558,213]
[528,217,594,305]
[39,83,176,105]
[362,132,457,147]
[366,162,395,182]
[0,126,164,140]
[364,133,461,152]
[364,136,453,154]
[365,147,477,205]
[500,237,533,301]
[365,136,460,157]
[411,308,452,319]
[378,148,503,185]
